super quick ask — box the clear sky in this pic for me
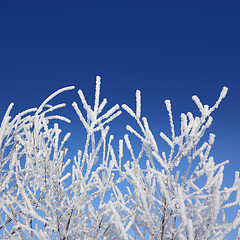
[0,0,240,236]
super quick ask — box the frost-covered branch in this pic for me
[0,78,239,239]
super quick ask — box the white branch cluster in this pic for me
[0,77,239,239]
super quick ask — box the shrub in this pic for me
[0,76,239,239]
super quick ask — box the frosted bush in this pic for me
[0,76,239,239]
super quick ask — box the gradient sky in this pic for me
[0,1,240,237]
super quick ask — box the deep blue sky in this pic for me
[0,0,239,225]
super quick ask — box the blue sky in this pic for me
[0,0,240,236]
